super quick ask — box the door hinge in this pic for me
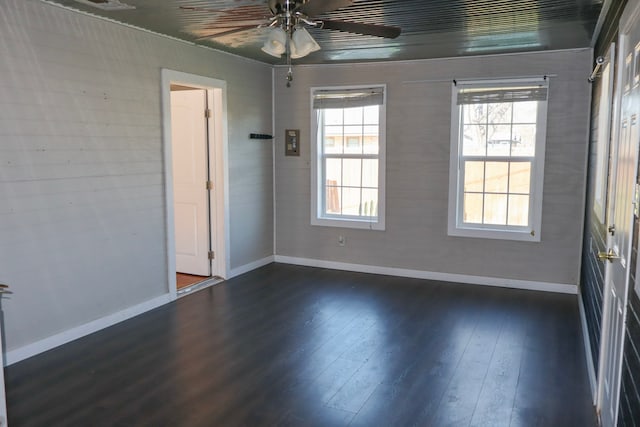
[206,180,214,190]
[208,251,215,260]
[205,109,212,118]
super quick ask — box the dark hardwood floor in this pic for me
[5,264,596,426]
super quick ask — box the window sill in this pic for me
[448,225,540,242]
[312,216,385,231]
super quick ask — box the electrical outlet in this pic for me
[338,235,346,246]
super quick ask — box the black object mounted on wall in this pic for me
[249,133,273,140]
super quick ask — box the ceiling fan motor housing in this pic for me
[268,0,306,15]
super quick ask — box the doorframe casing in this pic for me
[596,0,640,422]
[161,69,230,301]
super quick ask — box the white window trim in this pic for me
[310,84,387,230]
[447,77,548,242]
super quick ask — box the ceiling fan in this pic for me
[181,0,402,86]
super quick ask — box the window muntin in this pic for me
[449,79,548,241]
[311,86,386,230]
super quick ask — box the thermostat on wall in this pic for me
[285,129,300,156]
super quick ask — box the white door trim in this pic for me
[161,69,230,301]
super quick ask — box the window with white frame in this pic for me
[311,86,386,230]
[594,46,614,223]
[448,78,548,241]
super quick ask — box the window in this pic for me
[448,78,548,241]
[594,46,614,223]
[311,85,386,230]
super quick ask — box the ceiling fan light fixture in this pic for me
[261,27,287,57]
[290,27,321,59]
[73,0,135,10]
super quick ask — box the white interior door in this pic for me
[598,6,640,425]
[0,292,8,427]
[0,321,6,427]
[171,89,211,277]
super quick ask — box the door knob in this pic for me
[598,248,620,263]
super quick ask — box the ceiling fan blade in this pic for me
[320,20,401,39]
[299,0,353,17]
[195,25,259,40]
[180,6,228,13]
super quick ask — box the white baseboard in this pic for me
[228,255,275,279]
[578,289,599,403]
[5,293,172,366]
[274,255,578,294]
[4,256,574,366]
[5,255,276,366]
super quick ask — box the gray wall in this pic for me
[274,49,592,286]
[0,0,273,352]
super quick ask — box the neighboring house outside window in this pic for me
[311,85,386,230]
[448,78,549,241]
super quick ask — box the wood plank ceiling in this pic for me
[43,0,604,64]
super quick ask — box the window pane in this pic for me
[511,124,536,156]
[361,189,378,217]
[324,126,343,154]
[487,124,512,156]
[324,136,343,154]
[325,185,341,214]
[344,126,363,154]
[342,187,361,216]
[363,126,379,154]
[363,105,379,125]
[343,159,362,187]
[463,193,484,224]
[484,194,508,225]
[464,161,485,192]
[362,159,378,188]
[364,125,379,135]
[488,103,513,124]
[324,109,343,125]
[463,104,487,125]
[509,162,531,193]
[485,162,509,193]
[344,125,361,135]
[344,107,363,125]
[346,136,360,149]
[463,124,487,156]
[325,158,342,187]
[363,136,379,154]
[513,101,537,123]
[508,195,529,226]
[626,53,633,90]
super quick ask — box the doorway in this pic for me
[161,70,230,299]
[597,2,640,425]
